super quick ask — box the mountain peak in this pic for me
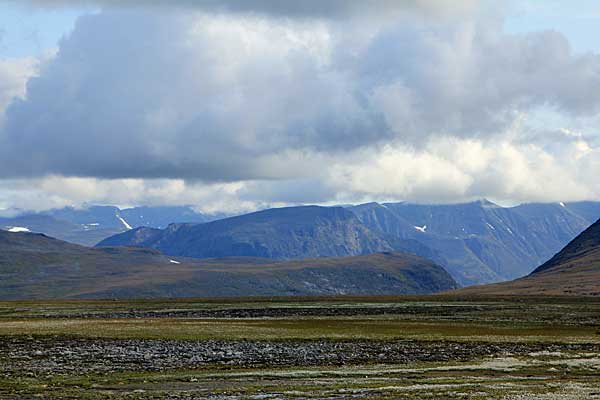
[97,204,391,259]
[475,199,500,208]
[452,218,600,296]
[532,218,600,274]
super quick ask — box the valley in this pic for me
[3,2,600,399]
[455,218,600,296]
[0,296,598,399]
[1,205,599,398]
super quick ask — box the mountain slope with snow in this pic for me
[349,200,598,285]
[454,219,600,296]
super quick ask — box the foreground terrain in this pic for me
[0,296,598,399]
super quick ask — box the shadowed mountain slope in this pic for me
[452,219,600,296]
[350,200,597,285]
[91,201,599,286]
[98,206,395,259]
[0,230,457,299]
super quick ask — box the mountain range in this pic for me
[0,205,224,246]
[2,200,598,286]
[348,200,600,285]
[98,206,394,258]
[453,218,600,296]
[0,229,457,299]
[2,200,599,298]
[99,200,600,286]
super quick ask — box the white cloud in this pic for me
[0,57,39,119]
[0,2,599,210]
[325,136,599,205]
[1,130,598,212]
[0,176,259,214]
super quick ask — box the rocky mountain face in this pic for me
[98,206,394,259]
[48,205,219,230]
[7,200,600,287]
[0,230,457,299]
[349,200,599,285]
[0,205,222,246]
[452,219,600,296]
[532,218,600,274]
[98,201,599,286]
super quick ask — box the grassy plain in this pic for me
[0,296,598,399]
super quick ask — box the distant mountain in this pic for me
[349,200,598,285]
[0,205,224,246]
[98,206,395,259]
[452,219,600,296]
[9,200,599,286]
[47,205,220,230]
[0,214,122,247]
[120,206,226,229]
[532,218,600,274]
[98,201,599,286]
[0,230,457,299]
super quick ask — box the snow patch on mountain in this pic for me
[117,215,132,230]
[7,226,30,233]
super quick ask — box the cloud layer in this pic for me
[0,1,599,210]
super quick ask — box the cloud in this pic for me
[0,3,599,209]
[0,176,258,214]
[2,7,600,181]
[0,57,38,119]
[12,0,478,20]
[3,129,598,213]
[326,136,599,205]
[1,9,394,180]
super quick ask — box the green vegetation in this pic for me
[0,296,599,398]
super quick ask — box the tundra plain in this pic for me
[0,296,598,399]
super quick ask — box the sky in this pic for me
[0,0,599,214]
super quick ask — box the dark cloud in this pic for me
[1,5,600,184]
[12,0,474,19]
[0,9,389,180]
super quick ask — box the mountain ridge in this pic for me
[0,229,457,299]
[450,219,600,296]
[6,200,600,286]
[349,200,598,285]
[98,206,395,259]
[0,205,225,246]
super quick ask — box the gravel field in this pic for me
[3,336,598,377]
[0,298,598,399]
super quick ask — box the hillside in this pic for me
[350,200,598,285]
[98,206,395,259]
[0,230,457,299]
[11,201,600,286]
[453,219,600,296]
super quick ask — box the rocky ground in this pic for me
[0,297,598,399]
[36,305,489,319]
[4,336,598,377]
